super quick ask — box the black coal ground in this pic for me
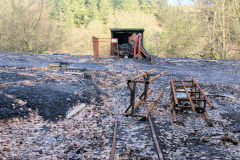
[0,60,104,121]
[0,72,36,83]
[0,52,239,159]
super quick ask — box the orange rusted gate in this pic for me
[92,37,118,58]
[92,36,99,58]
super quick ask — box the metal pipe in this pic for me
[181,81,196,112]
[192,78,214,109]
[110,119,118,160]
[204,111,209,120]
[130,82,137,115]
[139,75,150,100]
[134,88,152,110]
[145,91,164,118]
[149,71,168,83]
[170,77,178,106]
[175,106,205,110]
[130,68,157,81]
[175,91,200,93]
[177,98,207,101]
[171,101,177,123]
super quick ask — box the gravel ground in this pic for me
[0,52,239,159]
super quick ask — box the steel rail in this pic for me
[192,78,214,109]
[171,101,177,123]
[175,106,205,110]
[181,81,196,112]
[175,90,200,93]
[110,119,118,160]
[177,98,207,101]
[148,115,164,160]
[170,77,178,106]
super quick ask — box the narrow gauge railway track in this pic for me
[109,60,214,159]
[110,115,164,160]
[110,60,165,159]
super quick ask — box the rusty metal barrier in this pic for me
[170,77,213,123]
[124,68,168,118]
[92,37,119,58]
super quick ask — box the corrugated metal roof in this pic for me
[110,28,144,31]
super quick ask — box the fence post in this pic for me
[92,36,99,58]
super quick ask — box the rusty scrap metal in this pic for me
[92,36,119,58]
[148,115,165,160]
[192,78,214,109]
[134,88,152,110]
[170,77,178,107]
[218,136,238,145]
[123,67,167,159]
[145,91,164,119]
[181,81,196,112]
[110,119,118,160]
[170,77,213,123]
[92,36,99,58]
[130,68,157,81]
[124,81,137,114]
[140,74,150,100]
[125,69,167,116]
[149,71,168,83]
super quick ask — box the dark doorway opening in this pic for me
[110,28,144,58]
[111,28,144,45]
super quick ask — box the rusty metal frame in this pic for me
[92,36,99,58]
[170,77,213,123]
[119,68,167,160]
[92,37,119,58]
[125,69,167,118]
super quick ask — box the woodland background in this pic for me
[0,0,240,59]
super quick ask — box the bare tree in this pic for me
[196,0,240,59]
[0,0,64,53]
